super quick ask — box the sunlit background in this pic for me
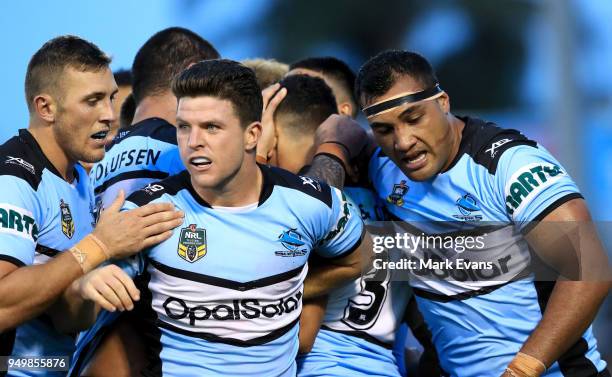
[1,0,610,365]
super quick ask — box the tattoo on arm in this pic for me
[305,155,345,189]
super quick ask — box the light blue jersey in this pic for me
[298,185,409,377]
[116,166,363,376]
[71,118,184,375]
[368,117,608,377]
[0,130,96,377]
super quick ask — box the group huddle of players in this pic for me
[0,26,609,377]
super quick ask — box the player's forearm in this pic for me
[303,264,360,299]
[304,153,346,189]
[298,296,328,354]
[519,280,610,369]
[48,280,100,333]
[0,252,83,332]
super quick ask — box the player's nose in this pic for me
[393,127,417,153]
[99,97,116,125]
[187,127,206,149]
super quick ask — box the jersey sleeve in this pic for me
[495,144,581,230]
[0,176,41,266]
[314,187,365,259]
[167,148,185,175]
[114,199,146,278]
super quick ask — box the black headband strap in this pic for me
[363,84,443,117]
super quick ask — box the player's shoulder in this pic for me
[0,130,47,190]
[261,164,333,208]
[105,117,177,151]
[126,170,189,206]
[459,116,538,174]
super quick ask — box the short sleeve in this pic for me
[314,187,365,259]
[0,176,41,266]
[114,198,146,277]
[495,144,581,230]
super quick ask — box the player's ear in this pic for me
[244,121,262,151]
[33,93,57,123]
[338,102,353,117]
[437,92,450,114]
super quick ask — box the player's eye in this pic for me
[177,123,190,130]
[407,116,422,124]
[373,126,392,136]
[205,124,219,132]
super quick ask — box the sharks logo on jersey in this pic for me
[453,193,483,221]
[177,224,207,263]
[60,199,74,239]
[275,228,307,257]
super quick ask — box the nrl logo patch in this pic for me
[60,199,75,239]
[178,224,207,263]
[387,180,409,206]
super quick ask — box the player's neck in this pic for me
[28,123,76,182]
[441,115,466,172]
[192,157,263,207]
[131,92,178,126]
[280,135,314,174]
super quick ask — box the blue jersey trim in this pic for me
[521,193,583,234]
[35,244,62,258]
[150,259,305,291]
[157,317,300,347]
[0,255,25,268]
[94,169,170,195]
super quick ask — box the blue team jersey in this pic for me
[368,116,608,377]
[71,118,184,374]
[90,117,184,209]
[0,130,95,377]
[115,165,363,376]
[298,185,409,377]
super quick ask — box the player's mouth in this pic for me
[189,156,212,171]
[90,130,110,146]
[401,151,427,170]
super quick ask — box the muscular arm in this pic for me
[303,114,373,189]
[304,153,346,189]
[304,232,373,299]
[298,296,328,354]
[0,254,83,332]
[517,198,610,369]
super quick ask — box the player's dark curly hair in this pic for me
[25,35,111,112]
[275,74,338,135]
[355,50,439,107]
[132,27,219,105]
[172,59,262,127]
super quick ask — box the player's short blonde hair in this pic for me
[242,58,289,90]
